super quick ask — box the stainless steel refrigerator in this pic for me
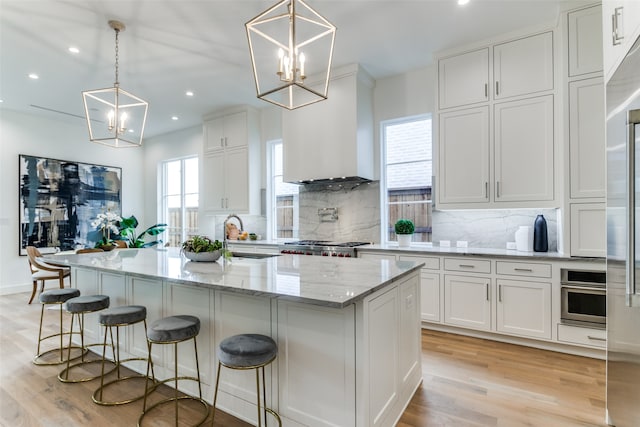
[606,34,640,427]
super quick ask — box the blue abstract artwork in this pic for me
[19,155,122,254]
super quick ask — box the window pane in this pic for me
[167,195,181,208]
[386,160,432,189]
[184,158,199,194]
[166,160,181,196]
[185,194,198,208]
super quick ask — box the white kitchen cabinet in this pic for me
[399,255,442,323]
[438,106,490,204]
[557,324,606,348]
[602,0,640,83]
[203,111,248,152]
[493,32,554,100]
[438,48,489,109]
[570,203,606,257]
[569,77,605,199]
[568,5,604,76]
[201,108,260,214]
[496,279,552,339]
[444,274,492,332]
[282,64,374,183]
[494,95,554,202]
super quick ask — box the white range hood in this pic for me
[282,64,375,184]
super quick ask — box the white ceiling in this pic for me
[0,0,590,139]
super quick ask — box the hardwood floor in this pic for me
[0,292,605,426]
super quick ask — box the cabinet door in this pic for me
[568,5,603,76]
[203,116,225,152]
[570,203,606,257]
[202,151,226,212]
[223,111,248,149]
[438,48,489,109]
[494,95,554,202]
[602,1,640,82]
[494,32,554,99]
[438,106,490,204]
[420,272,440,323]
[569,77,605,199]
[225,148,249,212]
[496,279,551,339]
[444,275,491,331]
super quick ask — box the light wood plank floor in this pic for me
[1,292,606,426]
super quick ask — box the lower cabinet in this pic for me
[444,274,492,331]
[496,279,551,339]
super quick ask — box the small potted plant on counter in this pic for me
[394,219,415,248]
[181,235,226,262]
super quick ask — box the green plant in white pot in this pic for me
[395,219,414,248]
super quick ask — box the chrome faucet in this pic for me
[223,214,244,251]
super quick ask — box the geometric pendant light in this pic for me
[82,20,148,147]
[245,0,336,110]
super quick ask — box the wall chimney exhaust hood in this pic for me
[282,64,375,184]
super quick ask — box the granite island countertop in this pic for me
[45,247,424,308]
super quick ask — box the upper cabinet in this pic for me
[201,107,261,214]
[602,0,640,82]
[438,48,489,109]
[436,31,557,209]
[568,5,604,76]
[493,32,554,100]
[282,64,374,183]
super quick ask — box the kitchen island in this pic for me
[48,248,423,427]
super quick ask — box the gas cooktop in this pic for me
[283,240,370,248]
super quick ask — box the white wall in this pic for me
[0,109,145,294]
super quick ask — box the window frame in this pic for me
[159,155,199,246]
[267,140,299,240]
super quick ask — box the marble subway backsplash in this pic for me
[431,208,559,251]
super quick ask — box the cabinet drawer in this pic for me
[444,257,491,274]
[557,324,606,348]
[399,255,440,270]
[496,261,551,278]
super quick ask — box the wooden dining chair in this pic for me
[76,248,104,254]
[26,246,71,304]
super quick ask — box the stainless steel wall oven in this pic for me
[560,269,606,328]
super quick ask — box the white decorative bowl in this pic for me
[182,250,221,262]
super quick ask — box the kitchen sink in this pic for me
[231,252,280,259]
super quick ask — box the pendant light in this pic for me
[245,0,336,110]
[82,20,148,148]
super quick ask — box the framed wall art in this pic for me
[18,154,122,255]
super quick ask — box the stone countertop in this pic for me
[45,248,423,309]
[358,243,605,263]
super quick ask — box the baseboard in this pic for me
[0,284,31,296]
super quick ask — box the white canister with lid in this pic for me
[515,226,532,252]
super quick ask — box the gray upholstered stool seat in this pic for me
[66,295,110,313]
[59,295,113,383]
[33,288,84,366]
[139,315,208,427]
[39,288,80,304]
[99,305,146,326]
[147,315,200,343]
[218,334,278,368]
[93,305,154,406]
[212,334,281,427]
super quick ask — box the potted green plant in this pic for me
[91,211,123,250]
[394,219,415,248]
[181,235,225,262]
[117,215,167,248]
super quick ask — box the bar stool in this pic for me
[211,334,281,427]
[92,305,156,406]
[58,294,115,383]
[138,315,209,427]
[33,288,85,365]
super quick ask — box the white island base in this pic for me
[58,250,422,427]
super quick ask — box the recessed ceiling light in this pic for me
[68,46,80,54]
[28,73,39,80]
[185,91,194,97]
[458,0,470,5]
[171,116,179,121]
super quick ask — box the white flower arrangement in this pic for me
[91,211,122,243]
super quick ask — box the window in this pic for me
[161,156,199,247]
[381,115,433,244]
[268,141,299,239]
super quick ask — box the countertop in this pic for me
[45,248,423,308]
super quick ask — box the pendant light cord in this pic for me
[114,28,120,87]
